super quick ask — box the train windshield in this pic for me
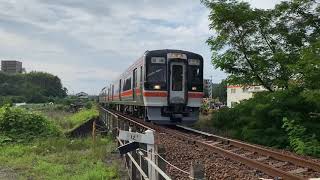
[147,65,166,83]
[188,65,203,91]
[146,60,167,90]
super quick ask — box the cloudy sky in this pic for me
[0,0,282,94]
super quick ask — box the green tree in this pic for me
[212,80,227,103]
[202,0,320,91]
[202,0,320,157]
[295,39,320,90]
[0,71,67,104]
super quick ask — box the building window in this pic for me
[243,88,249,93]
[254,86,261,90]
[231,89,236,93]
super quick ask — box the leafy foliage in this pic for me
[212,80,227,103]
[282,117,320,157]
[0,105,61,143]
[0,71,67,105]
[211,88,320,156]
[202,0,320,91]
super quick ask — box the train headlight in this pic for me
[192,87,197,91]
[153,85,161,90]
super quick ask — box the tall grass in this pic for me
[39,107,99,131]
[0,137,120,179]
[67,108,99,129]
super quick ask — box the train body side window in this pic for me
[127,78,131,90]
[123,77,132,91]
[119,79,122,97]
[112,85,114,99]
[133,69,137,89]
[140,66,143,84]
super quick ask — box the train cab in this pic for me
[144,50,204,124]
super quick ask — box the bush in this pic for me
[0,105,61,143]
[211,87,320,156]
[282,117,320,157]
[84,101,93,109]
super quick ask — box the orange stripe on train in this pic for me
[143,91,168,97]
[121,90,133,97]
[188,92,204,98]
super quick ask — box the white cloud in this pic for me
[0,0,282,94]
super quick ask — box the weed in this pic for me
[0,105,61,143]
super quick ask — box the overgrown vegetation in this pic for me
[0,137,121,179]
[0,104,122,179]
[0,105,61,143]
[201,0,320,157]
[44,107,99,132]
[0,71,67,105]
[207,88,320,157]
[282,117,320,157]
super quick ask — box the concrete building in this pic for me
[227,85,266,107]
[1,60,23,74]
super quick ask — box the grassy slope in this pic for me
[39,107,99,132]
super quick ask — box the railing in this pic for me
[99,107,173,180]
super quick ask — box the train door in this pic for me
[133,68,137,101]
[169,62,186,104]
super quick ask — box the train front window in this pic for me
[188,65,203,91]
[146,58,167,90]
[172,65,183,91]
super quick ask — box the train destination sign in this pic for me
[118,130,154,144]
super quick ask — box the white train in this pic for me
[99,49,204,125]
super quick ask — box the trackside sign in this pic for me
[118,130,155,144]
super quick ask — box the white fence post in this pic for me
[145,130,156,180]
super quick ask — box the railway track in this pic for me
[101,107,320,180]
[166,125,320,180]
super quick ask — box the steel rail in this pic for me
[165,128,305,180]
[177,125,320,173]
